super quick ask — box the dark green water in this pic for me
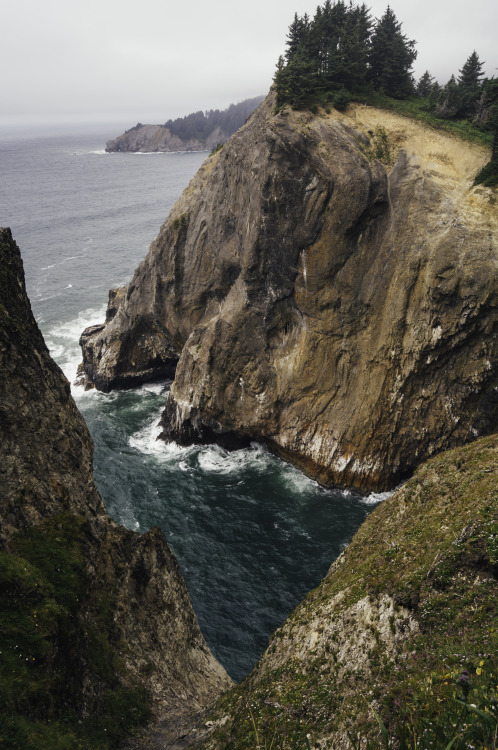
[0,127,387,680]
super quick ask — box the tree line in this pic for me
[273,1,497,185]
[163,96,264,143]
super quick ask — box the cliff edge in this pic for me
[80,94,498,491]
[200,434,498,749]
[0,228,231,747]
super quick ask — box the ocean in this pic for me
[0,125,386,681]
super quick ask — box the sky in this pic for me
[1,0,497,129]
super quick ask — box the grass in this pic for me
[344,91,494,151]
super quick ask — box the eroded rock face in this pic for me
[80,95,498,490]
[0,228,231,720]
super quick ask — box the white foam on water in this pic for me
[196,442,271,475]
[128,413,163,456]
[361,488,395,505]
[140,381,170,396]
[280,464,322,495]
[44,304,107,387]
[129,412,193,462]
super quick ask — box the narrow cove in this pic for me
[0,127,383,681]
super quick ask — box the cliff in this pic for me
[105,123,227,153]
[0,228,231,747]
[200,434,498,749]
[80,93,498,491]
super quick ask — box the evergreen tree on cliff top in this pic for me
[368,6,417,98]
[474,77,498,187]
[274,1,417,108]
[457,50,485,116]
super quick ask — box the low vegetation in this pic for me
[0,514,151,749]
[202,435,498,749]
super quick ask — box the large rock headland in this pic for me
[81,94,498,491]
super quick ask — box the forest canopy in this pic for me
[162,96,264,143]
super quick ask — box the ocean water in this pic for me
[0,126,386,681]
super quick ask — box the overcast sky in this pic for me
[1,0,496,128]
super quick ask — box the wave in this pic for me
[196,443,272,476]
[128,411,189,459]
[361,488,396,505]
[44,304,107,387]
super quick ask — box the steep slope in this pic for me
[200,434,498,749]
[80,94,498,491]
[0,228,231,748]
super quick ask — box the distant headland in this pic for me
[105,96,264,153]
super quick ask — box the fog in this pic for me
[1,0,496,126]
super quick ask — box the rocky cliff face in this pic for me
[105,123,227,153]
[0,228,231,745]
[80,94,498,491]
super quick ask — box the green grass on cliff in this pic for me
[0,514,151,750]
[202,435,498,749]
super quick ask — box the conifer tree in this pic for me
[314,0,348,84]
[285,13,311,62]
[275,51,318,109]
[458,51,485,116]
[416,71,435,98]
[339,3,372,91]
[474,77,498,186]
[435,75,461,118]
[459,50,485,89]
[368,6,416,98]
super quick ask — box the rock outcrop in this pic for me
[105,123,227,153]
[80,94,498,491]
[0,228,231,745]
[199,434,498,749]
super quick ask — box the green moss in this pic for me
[172,213,188,231]
[0,514,152,749]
